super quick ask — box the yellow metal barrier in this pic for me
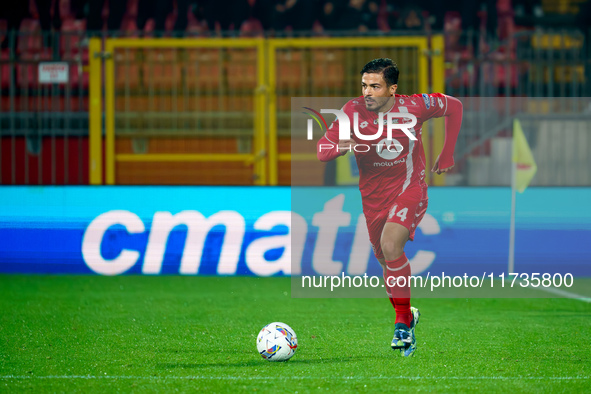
[102,38,267,185]
[430,35,446,186]
[88,38,102,185]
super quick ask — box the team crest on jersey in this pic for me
[422,93,430,109]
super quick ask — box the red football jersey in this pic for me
[322,93,450,212]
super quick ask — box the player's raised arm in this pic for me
[316,115,355,162]
[431,95,463,174]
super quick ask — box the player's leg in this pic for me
[381,193,427,356]
[381,223,418,355]
[364,211,390,298]
[381,222,412,326]
[367,210,420,355]
[377,257,397,311]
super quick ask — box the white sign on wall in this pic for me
[38,62,69,84]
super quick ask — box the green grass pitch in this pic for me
[1,275,590,392]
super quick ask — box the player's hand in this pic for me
[431,155,454,175]
[338,139,356,154]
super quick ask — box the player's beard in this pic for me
[364,96,394,113]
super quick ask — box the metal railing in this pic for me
[0,32,89,184]
[97,38,267,186]
[445,30,589,98]
[1,29,589,186]
[89,35,443,186]
[449,97,591,187]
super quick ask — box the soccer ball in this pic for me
[256,322,298,361]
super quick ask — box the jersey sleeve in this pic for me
[316,105,349,162]
[324,115,341,145]
[438,95,463,169]
[416,93,449,121]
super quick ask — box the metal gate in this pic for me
[90,38,267,185]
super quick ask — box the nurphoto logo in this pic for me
[303,106,417,155]
[303,107,417,142]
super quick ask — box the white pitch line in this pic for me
[526,284,591,303]
[0,376,589,381]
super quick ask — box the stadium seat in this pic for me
[142,49,182,90]
[278,138,325,186]
[16,62,37,88]
[117,137,247,154]
[311,49,345,92]
[18,19,43,54]
[59,19,87,58]
[67,62,89,90]
[185,49,222,89]
[114,48,141,90]
[276,95,291,111]
[0,51,11,90]
[114,94,247,113]
[116,161,254,185]
[227,49,257,91]
[276,51,306,90]
[444,11,463,56]
[0,137,89,185]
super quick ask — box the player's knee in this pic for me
[380,240,404,261]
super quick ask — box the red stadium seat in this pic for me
[1,64,10,90]
[444,11,463,56]
[311,49,345,91]
[1,50,11,89]
[142,49,182,89]
[68,63,89,90]
[227,49,257,90]
[114,48,141,90]
[60,19,87,58]
[276,51,307,90]
[18,19,43,54]
[185,49,222,90]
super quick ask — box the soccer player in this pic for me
[316,58,463,356]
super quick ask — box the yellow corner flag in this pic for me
[512,119,537,193]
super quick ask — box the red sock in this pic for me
[383,271,396,310]
[385,254,412,327]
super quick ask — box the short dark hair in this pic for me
[360,58,399,86]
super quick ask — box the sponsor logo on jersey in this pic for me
[422,93,430,109]
[360,121,368,129]
[373,158,405,167]
[375,138,403,160]
[399,98,405,105]
[438,97,444,109]
[374,117,399,125]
